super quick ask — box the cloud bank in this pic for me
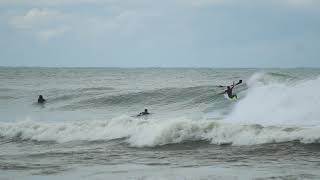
[1,0,319,67]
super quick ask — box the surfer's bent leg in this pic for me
[229,94,237,99]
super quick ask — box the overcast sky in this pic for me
[1,0,319,67]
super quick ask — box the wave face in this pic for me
[1,68,320,147]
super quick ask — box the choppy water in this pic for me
[1,68,320,179]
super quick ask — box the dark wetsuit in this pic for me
[38,96,46,104]
[225,87,237,99]
[137,109,150,116]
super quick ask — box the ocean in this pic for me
[1,67,320,180]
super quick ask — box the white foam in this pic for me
[1,116,320,147]
[226,73,320,126]
[1,73,320,147]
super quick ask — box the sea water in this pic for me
[1,68,320,179]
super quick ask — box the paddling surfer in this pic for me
[137,109,150,116]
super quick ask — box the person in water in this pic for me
[137,109,150,116]
[223,82,238,99]
[37,95,46,104]
[220,80,242,99]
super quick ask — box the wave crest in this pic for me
[1,117,320,147]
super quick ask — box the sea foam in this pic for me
[1,73,320,147]
[0,116,320,147]
[226,73,320,126]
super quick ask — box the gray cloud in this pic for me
[1,0,320,67]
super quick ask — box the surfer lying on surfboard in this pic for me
[137,109,150,117]
[220,80,242,99]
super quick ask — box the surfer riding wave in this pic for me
[220,80,242,99]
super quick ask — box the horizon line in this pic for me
[0,66,320,69]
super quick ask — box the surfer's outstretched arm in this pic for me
[232,80,243,90]
[230,82,236,89]
[218,80,242,88]
[234,80,243,86]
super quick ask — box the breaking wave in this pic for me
[1,72,320,147]
[0,116,319,147]
[226,72,320,126]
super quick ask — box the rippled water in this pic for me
[1,67,320,179]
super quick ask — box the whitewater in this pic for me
[1,68,320,179]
